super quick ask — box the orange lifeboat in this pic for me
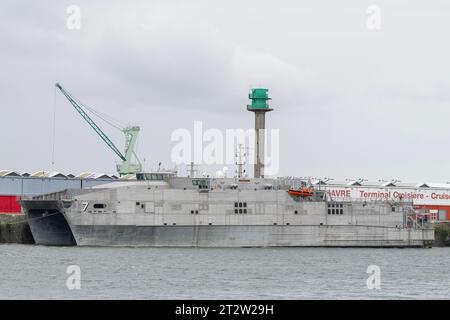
[288,187,314,197]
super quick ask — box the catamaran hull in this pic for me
[21,200,76,246]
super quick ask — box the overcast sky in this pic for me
[1,0,450,182]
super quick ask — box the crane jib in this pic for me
[55,83,127,162]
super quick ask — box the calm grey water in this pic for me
[0,244,448,299]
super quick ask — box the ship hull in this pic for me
[66,224,434,248]
[22,183,435,248]
[21,200,76,246]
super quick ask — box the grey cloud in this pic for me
[1,0,450,182]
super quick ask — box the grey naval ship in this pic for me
[21,173,434,247]
[20,86,434,247]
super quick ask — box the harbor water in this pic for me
[0,245,449,299]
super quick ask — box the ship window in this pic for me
[234,202,238,207]
[243,209,247,214]
[391,207,396,212]
[239,209,242,214]
[193,179,210,189]
[63,201,72,209]
[239,202,243,207]
[195,210,199,214]
[191,210,194,214]
[332,209,335,215]
[93,203,106,209]
[141,173,166,180]
[243,202,247,208]
[235,209,238,214]
[136,202,140,206]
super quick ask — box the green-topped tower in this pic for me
[247,88,273,178]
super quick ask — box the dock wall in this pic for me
[0,214,34,244]
[434,222,450,246]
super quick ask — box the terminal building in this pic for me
[305,178,450,222]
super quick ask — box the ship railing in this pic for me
[407,215,423,229]
[32,189,72,201]
[325,197,413,205]
[404,207,431,230]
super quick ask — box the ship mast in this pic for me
[187,162,198,178]
[235,144,246,179]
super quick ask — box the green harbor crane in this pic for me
[55,83,142,176]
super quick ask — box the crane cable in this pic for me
[76,98,126,132]
[51,86,57,171]
[80,100,126,132]
[57,85,127,132]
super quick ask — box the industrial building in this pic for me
[0,171,120,214]
[306,179,450,222]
